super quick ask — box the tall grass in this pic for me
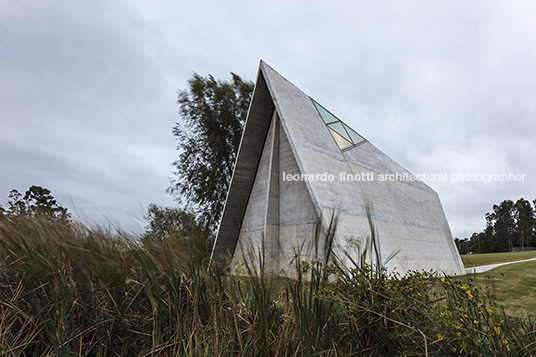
[1,213,536,356]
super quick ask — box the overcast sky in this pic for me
[1,0,535,239]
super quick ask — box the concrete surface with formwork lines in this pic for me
[211,61,465,277]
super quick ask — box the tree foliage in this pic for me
[515,198,534,247]
[0,185,70,223]
[456,198,535,254]
[142,204,213,262]
[168,72,254,228]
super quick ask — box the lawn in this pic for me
[460,250,536,267]
[457,260,536,316]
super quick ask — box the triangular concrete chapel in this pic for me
[211,61,465,276]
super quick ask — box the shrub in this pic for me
[1,215,536,356]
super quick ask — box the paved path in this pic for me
[464,257,536,274]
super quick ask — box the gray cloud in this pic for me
[1,0,535,238]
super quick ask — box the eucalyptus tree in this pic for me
[168,72,254,228]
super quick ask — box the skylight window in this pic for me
[328,127,353,149]
[311,98,365,150]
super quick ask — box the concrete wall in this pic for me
[214,61,465,277]
[260,62,464,276]
[232,113,318,276]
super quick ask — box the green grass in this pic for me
[461,250,536,267]
[458,260,536,317]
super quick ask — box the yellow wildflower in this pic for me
[465,289,473,299]
[503,339,510,351]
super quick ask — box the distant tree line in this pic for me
[455,198,536,254]
[0,185,70,223]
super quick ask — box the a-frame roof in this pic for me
[211,62,275,262]
[211,61,465,276]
